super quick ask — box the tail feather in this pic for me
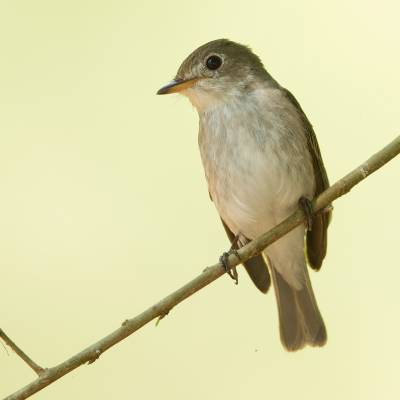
[269,261,327,351]
[270,266,305,350]
[243,254,271,294]
[296,271,327,346]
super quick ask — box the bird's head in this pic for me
[157,39,271,111]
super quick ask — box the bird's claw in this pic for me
[219,249,240,285]
[298,196,313,231]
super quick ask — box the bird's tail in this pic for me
[268,257,327,351]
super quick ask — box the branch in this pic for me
[3,135,400,400]
[0,330,44,376]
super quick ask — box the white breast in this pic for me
[197,86,315,240]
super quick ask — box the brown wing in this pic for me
[220,218,271,293]
[283,89,331,270]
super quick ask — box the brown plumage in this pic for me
[158,39,331,351]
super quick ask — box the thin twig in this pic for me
[3,135,400,400]
[0,329,45,376]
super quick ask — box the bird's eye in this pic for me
[206,55,222,70]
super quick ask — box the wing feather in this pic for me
[282,89,331,270]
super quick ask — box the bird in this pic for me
[157,39,331,351]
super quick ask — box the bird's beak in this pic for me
[157,78,198,95]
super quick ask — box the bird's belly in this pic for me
[204,143,311,240]
[213,184,271,240]
[198,98,315,240]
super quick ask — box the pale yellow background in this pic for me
[1,1,399,399]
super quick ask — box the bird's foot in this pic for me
[298,196,314,231]
[219,245,241,285]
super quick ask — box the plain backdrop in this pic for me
[1,1,399,399]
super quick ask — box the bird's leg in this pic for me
[230,232,241,249]
[298,196,313,231]
[219,233,242,285]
